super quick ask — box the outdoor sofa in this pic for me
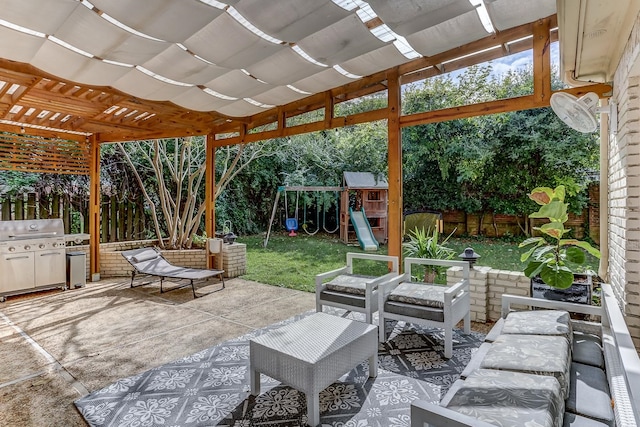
[121,247,225,298]
[410,283,640,427]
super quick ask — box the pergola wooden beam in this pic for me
[205,133,215,269]
[399,83,611,128]
[533,18,552,103]
[210,18,560,140]
[387,69,402,262]
[0,14,613,280]
[89,134,100,280]
[0,16,563,146]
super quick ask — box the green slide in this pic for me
[349,207,379,251]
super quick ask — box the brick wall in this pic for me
[221,243,247,278]
[448,267,531,323]
[611,12,640,347]
[66,240,246,280]
[64,240,151,281]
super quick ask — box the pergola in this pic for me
[0,0,627,282]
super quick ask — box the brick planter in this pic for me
[75,240,247,280]
[220,243,247,277]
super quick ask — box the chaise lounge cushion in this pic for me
[324,274,376,296]
[502,309,572,340]
[444,368,565,427]
[480,334,571,398]
[387,282,446,308]
[129,248,161,264]
[566,362,614,426]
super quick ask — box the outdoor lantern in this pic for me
[223,232,237,245]
[458,247,480,268]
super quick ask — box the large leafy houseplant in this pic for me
[519,185,601,289]
[403,227,456,282]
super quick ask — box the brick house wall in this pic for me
[610,12,640,347]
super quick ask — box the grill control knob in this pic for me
[39,244,45,249]
[24,245,30,250]
[8,247,15,252]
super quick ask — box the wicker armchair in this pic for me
[315,253,399,324]
[378,257,470,358]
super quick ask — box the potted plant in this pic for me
[403,227,456,282]
[519,185,601,303]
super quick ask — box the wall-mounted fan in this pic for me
[550,92,617,134]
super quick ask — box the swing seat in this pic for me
[285,218,298,236]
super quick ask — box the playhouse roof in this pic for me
[343,172,388,189]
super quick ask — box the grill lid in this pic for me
[0,219,65,241]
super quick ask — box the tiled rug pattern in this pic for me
[75,311,483,426]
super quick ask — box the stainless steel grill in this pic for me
[0,219,67,301]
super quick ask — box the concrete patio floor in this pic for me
[0,277,316,426]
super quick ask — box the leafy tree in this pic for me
[401,64,598,232]
[118,137,276,248]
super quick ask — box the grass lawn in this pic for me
[239,232,600,292]
[239,233,383,293]
[239,233,544,291]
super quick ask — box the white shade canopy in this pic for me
[0,0,557,117]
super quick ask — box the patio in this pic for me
[1,1,640,424]
[0,278,317,426]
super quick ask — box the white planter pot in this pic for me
[208,238,223,254]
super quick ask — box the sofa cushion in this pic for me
[325,274,376,296]
[502,309,572,341]
[387,282,446,308]
[460,342,491,379]
[483,318,504,343]
[480,334,571,399]
[444,368,565,427]
[563,413,610,427]
[572,331,604,368]
[566,362,614,426]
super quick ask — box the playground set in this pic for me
[264,172,389,251]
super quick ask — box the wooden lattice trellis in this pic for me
[0,132,90,175]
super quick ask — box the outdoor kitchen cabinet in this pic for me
[0,219,67,302]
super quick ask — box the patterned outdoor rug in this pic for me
[75,311,484,426]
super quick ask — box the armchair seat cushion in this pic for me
[320,290,366,308]
[325,274,376,296]
[387,282,446,308]
[383,300,444,322]
[444,368,565,427]
[480,334,571,399]
[502,309,572,340]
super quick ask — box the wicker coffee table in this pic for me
[249,312,378,426]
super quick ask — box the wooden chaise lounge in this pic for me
[122,247,225,298]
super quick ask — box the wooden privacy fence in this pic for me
[440,185,601,244]
[2,184,601,244]
[0,193,149,242]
